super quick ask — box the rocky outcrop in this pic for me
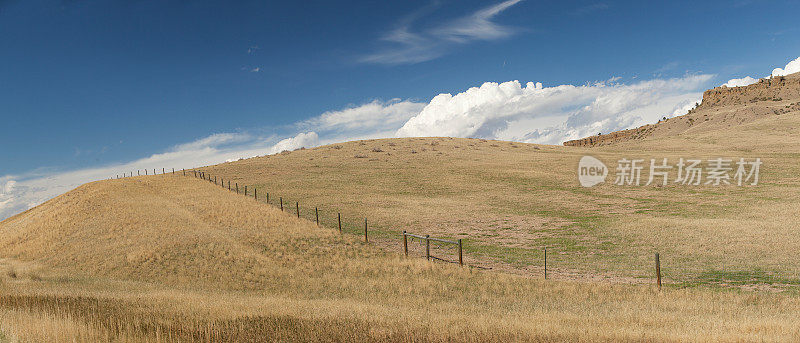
[699,74,800,109]
[563,125,656,147]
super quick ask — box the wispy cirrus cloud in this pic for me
[570,2,609,16]
[359,0,523,65]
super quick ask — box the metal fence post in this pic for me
[458,239,463,266]
[338,213,342,233]
[655,253,662,291]
[403,231,408,257]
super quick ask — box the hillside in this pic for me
[196,116,800,286]
[3,72,800,341]
[3,168,800,341]
[564,72,800,147]
[0,175,373,290]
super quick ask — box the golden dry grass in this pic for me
[2,175,800,341]
[195,107,800,286]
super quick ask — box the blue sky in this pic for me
[1,0,799,219]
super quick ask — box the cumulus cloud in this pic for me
[397,75,712,144]
[721,56,800,88]
[268,132,320,154]
[771,56,800,77]
[360,0,522,65]
[722,76,759,88]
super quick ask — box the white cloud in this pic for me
[171,133,252,152]
[0,133,277,221]
[300,99,425,134]
[668,97,701,117]
[360,0,522,65]
[2,180,15,194]
[268,132,320,154]
[721,56,800,88]
[396,75,712,144]
[722,76,759,88]
[771,56,800,77]
[432,0,522,43]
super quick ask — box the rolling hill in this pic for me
[2,172,800,342]
[3,73,800,341]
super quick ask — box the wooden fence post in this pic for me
[145,169,148,175]
[655,253,662,291]
[458,239,463,266]
[244,186,247,196]
[153,169,156,175]
[266,193,269,203]
[183,169,186,176]
[172,168,174,174]
[364,218,368,243]
[315,207,319,225]
[403,231,408,257]
[138,170,141,176]
[296,202,299,218]
[280,197,283,211]
[425,235,430,260]
[338,213,342,234]
[254,188,257,200]
[236,183,239,194]
[544,247,547,279]
[162,168,165,174]
[214,176,217,185]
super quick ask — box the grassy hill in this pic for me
[197,106,800,287]
[2,174,800,341]
[3,76,800,340]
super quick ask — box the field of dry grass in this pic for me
[1,175,800,341]
[193,108,800,288]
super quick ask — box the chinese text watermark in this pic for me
[578,156,761,187]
